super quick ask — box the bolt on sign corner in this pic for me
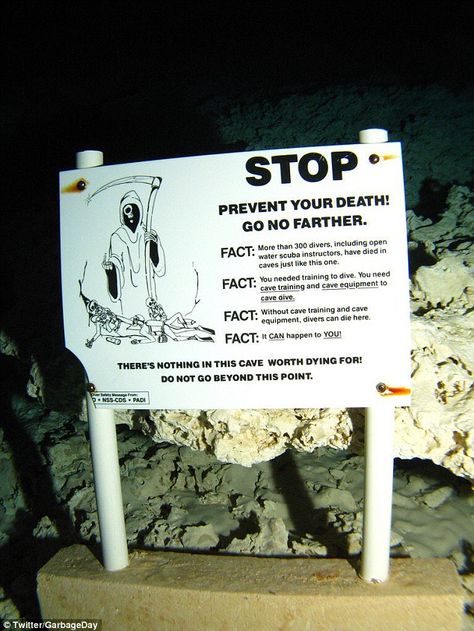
[60,143,411,410]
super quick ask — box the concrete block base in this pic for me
[37,545,464,631]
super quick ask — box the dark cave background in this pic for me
[1,1,473,622]
[2,2,473,389]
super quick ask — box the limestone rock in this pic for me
[180,524,220,550]
[394,313,473,480]
[0,329,19,358]
[408,186,474,258]
[203,87,474,209]
[1,86,471,482]
[121,408,353,469]
[26,355,45,402]
[122,185,474,481]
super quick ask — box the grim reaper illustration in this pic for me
[81,175,215,346]
[102,188,166,315]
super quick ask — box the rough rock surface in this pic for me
[116,88,474,480]
[1,408,473,622]
[2,84,473,625]
[203,85,474,209]
[16,85,473,481]
[120,184,474,480]
[119,407,353,468]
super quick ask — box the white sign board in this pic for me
[60,143,411,409]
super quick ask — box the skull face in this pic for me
[120,191,142,234]
[122,202,140,233]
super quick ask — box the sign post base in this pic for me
[37,545,464,631]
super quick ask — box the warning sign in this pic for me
[60,143,411,409]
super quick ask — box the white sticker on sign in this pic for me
[60,143,411,409]
[90,391,150,407]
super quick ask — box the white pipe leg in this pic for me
[76,150,104,168]
[75,149,128,570]
[358,128,395,583]
[86,394,129,571]
[360,401,395,582]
